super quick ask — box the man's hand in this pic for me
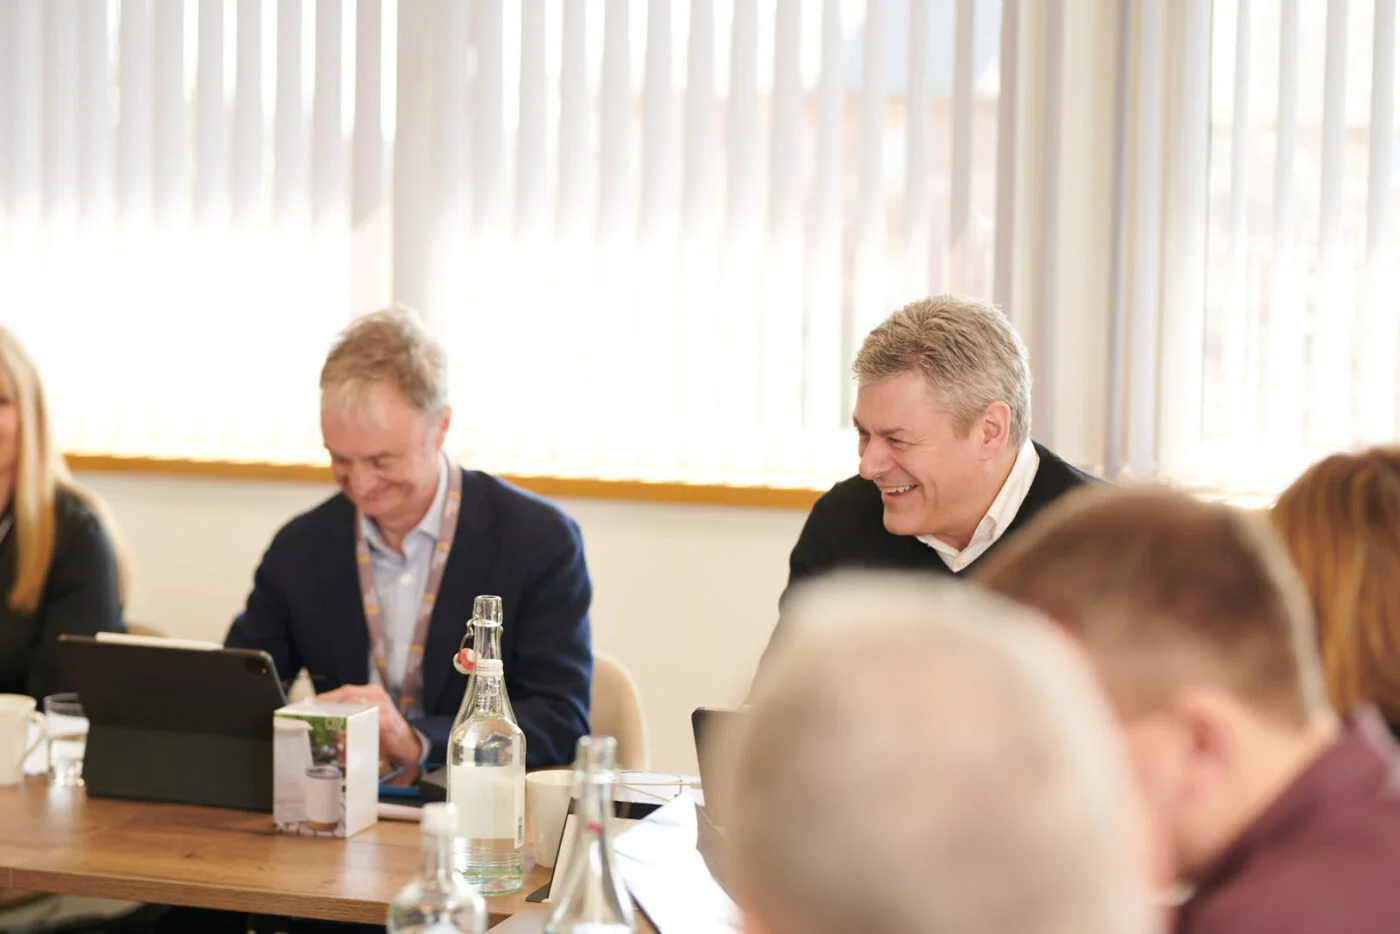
[316,683,424,767]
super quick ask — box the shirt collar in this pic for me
[978,436,1040,540]
[361,452,450,556]
[919,437,1040,560]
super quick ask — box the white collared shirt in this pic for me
[918,438,1040,573]
[361,452,450,696]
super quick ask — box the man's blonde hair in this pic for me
[724,572,1154,934]
[853,295,1032,446]
[976,486,1331,725]
[320,307,447,415]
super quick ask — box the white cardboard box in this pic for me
[273,701,378,837]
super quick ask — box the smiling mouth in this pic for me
[878,484,917,496]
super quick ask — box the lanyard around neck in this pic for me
[354,458,462,717]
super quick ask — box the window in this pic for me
[1100,0,1398,497]
[0,0,372,462]
[0,0,1008,488]
[1196,0,1399,494]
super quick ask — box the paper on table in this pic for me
[611,794,743,934]
[377,802,422,822]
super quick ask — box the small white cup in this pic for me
[525,769,574,868]
[0,694,45,787]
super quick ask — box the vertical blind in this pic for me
[13,1,1381,495]
[0,0,391,463]
[0,0,1008,487]
[396,0,1006,483]
[1194,0,1399,494]
[1106,0,1399,496]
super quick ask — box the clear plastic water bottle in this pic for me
[385,802,486,934]
[448,646,526,894]
[544,735,636,934]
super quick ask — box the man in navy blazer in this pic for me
[226,308,592,769]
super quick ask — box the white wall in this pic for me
[75,470,806,776]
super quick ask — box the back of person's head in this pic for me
[975,487,1338,881]
[0,328,131,611]
[320,306,447,418]
[975,486,1329,725]
[1272,447,1400,723]
[852,295,1032,446]
[725,572,1155,934]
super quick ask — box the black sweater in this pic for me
[0,489,124,701]
[763,442,1098,660]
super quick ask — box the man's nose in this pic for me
[346,466,377,498]
[859,441,890,480]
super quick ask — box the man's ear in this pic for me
[1165,686,1239,804]
[977,401,1012,456]
[435,403,453,450]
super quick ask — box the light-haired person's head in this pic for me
[0,328,131,611]
[975,487,1337,882]
[319,307,451,532]
[1272,447,1400,724]
[725,572,1157,934]
[851,296,1032,544]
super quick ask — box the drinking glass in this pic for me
[44,693,88,787]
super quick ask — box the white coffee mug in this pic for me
[0,694,45,786]
[525,769,574,869]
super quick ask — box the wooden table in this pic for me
[0,778,550,927]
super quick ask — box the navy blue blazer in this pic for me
[226,469,593,768]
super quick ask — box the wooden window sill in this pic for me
[65,454,823,511]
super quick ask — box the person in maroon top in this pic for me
[976,487,1400,934]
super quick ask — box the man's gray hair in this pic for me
[723,572,1155,934]
[320,306,447,415]
[853,295,1032,446]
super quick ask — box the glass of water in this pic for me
[43,693,87,787]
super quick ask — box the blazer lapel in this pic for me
[325,498,372,686]
[421,469,498,715]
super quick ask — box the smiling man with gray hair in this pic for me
[757,295,1096,672]
[725,571,1162,934]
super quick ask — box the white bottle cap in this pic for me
[421,801,458,835]
[475,659,504,677]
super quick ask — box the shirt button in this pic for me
[398,573,413,586]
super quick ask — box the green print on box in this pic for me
[301,714,343,767]
[273,700,380,838]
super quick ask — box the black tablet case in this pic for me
[58,635,288,811]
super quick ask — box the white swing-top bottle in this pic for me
[447,595,526,894]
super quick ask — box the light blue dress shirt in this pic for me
[361,453,450,754]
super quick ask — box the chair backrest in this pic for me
[590,649,649,771]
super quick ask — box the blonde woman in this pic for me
[1272,447,1400,737]
[0,328,129,700]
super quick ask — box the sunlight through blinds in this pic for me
[1196,0,1400,493]
[1,0,1006,488]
